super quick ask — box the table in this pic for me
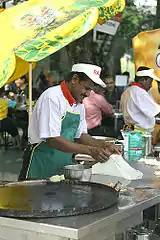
[0,162,159,240]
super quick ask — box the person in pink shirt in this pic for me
[83,86,113,136]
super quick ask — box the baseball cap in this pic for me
[71,63,106,87]
[136,68,160,81]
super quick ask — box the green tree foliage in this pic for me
[117,0,155,45]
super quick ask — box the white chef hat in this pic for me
[136,68,160,81]
[72,63,106,88]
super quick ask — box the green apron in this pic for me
[26,110,80,179]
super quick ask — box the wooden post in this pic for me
[28,62,32,120]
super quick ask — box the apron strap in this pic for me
[18,143,40,180]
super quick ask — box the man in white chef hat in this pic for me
[121,66,160,133]
[19,63,121,180]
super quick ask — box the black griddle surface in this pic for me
[0,181,118,218]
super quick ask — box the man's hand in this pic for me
[101,142,122,155]
[88,146,112,163]
[78,134,122,155]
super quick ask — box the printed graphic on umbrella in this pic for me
[0,0,125,114]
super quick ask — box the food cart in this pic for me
[0,161,159,240]
[0,2,160,240]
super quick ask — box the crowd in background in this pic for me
[84,73,129,138]
[0,70,130,149]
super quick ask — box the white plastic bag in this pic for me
[92,154,143,180]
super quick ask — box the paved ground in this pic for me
[0,147,23,181]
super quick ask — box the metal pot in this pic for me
[136,233,149,240]
[143,133,153,157]
[126,229,150,240]
[64,164,89,180]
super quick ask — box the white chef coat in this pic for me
[120,85,160,131]
[28,85,87,144]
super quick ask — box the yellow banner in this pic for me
[0,8,5,13]
[132,29,160,103]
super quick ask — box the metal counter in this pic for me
[0,162,160,240]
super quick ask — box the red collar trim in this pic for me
[131,82,144,89]
[60,81,77,106]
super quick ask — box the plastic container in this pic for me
[123,131,143,161]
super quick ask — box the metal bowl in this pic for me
[64,164,87,180]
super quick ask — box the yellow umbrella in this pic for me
[0,8,5,13]
[0,0,125,115]
[132,29,160,103]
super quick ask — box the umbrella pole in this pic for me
[28,62,32,119]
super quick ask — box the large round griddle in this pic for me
[0,180,119,218]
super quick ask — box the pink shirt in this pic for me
[83,91,113,129]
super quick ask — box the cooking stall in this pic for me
[0,151,160,240]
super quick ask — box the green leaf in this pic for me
[24,50,39,61]
[36,52,49,59]
[49,41,60,47]
[42,47,50,51]
[29,40,43,46]
[2,70,6,76]
[16,50,27,56]
[110,8,114,13]
[55,36,63,40]
[42,39,51,44]
[23,45,35,51]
